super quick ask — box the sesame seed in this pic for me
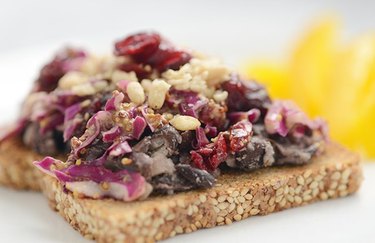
[177,200,185,208]
[211,198,218,205]
[279,198,287,207]
[218,210,229,217]
[191,224,197,231]
[166,214,175,221]
[275,195,283,203]
[336,163,343,170]
[155,232,163,240]
[283,186,289,194]
[309,181,319,189]
[276,188,284,196]
[303,170,312,179]
[253,199,261,206]
[231,191,240,198]
[175,226,183,234]
[187,206,193,215]
[216,216,224,223]
[195,221,202,228]
[199,195,207,203]
[240,188,249,196]
[331,171,341,181]
[327,190,335,197]
[225,218,233,224]
[297,176,305,185]
[237,206,244,215]
[228,203,236,213]
[287,195,294,203]
[226,197,234,203]
[329,181,338,189]
[303,195,312,201]
[218,195,226,203]
[342,169,352,180]
[303,189,312,197]
[320,192,328,200]
[218,202,229,210]
[185,228,192,233]
[312,188,319,197]
[294,196,302,204]
[268,197,275,206]
[237,196,245,203]
[338,184,347,191]
[295,185,302,194]
[234,214,242,221]
[289,187,295,196]
[250,208,260,215]
[244,194,253,200]
[319,181,324,190]
[339,191,349,197]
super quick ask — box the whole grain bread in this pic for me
[0,137,65,190]
[0,137,46,190]
[40,143,363,243]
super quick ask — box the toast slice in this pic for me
[41,143,362,243]
[0,137,65,190]
[0,137,46,190]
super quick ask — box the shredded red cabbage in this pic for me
[104,91,125,111]
[34,157,147,201]
[265,100,327,138]
[132,116,147,140]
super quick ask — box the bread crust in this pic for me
[0,137,65,190]
[0,137,46,190]
[41,143,363,243]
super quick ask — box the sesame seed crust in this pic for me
[0,137,66,190]
[41,142,362,243]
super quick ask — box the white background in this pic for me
[0,1,375,242]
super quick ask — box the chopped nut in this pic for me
[59,71,88,90]
[141,79,152,92]
[169,115,201,131]
[148,79,171,109]
[126,82,145,105]
[112,70,138,83]
[213,90,228,103]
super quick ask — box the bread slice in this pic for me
[0,136,65,190]
[41,143,362,242]
[0,137,46,190]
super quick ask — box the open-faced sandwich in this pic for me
[0,32,363,242]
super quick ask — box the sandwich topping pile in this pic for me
[0,33,328,201]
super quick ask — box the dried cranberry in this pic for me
[190,151,206,170]
[207,134,228,169]
[156,50,191,71]
[114,33,161,60]
[37,59,65,92]
[190,133,228,171]
[114,32,191,72]
[36,48,86,92]
[190,120,253,171]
